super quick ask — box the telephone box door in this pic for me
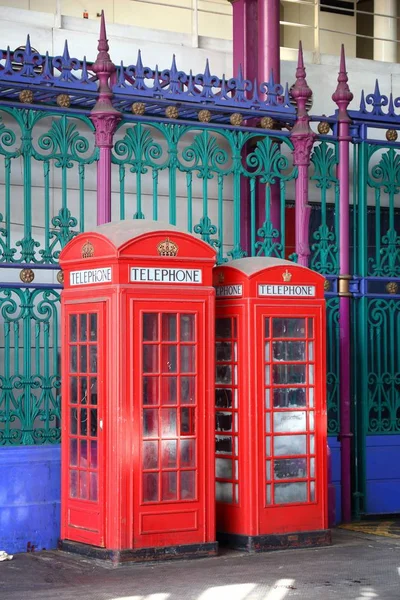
[257,305,326,533]
[62,303,106,546]
[132,301,207,547]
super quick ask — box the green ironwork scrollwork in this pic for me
[326,296,340,434]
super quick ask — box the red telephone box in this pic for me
[59,220,217,562]
[213,257,331,551]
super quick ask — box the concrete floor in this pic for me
[1,529,400,600]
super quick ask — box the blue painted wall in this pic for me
[365,435,400,515]
[328,437,341,524]
[0,445,61,554]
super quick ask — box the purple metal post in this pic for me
[90,11,121,225]
[290,42,315,267]
[332,45,354,524]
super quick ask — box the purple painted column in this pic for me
[332,45,354,524]
[90,11,121,225]
[290,43,315,267]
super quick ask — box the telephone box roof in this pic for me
[91,219,201,249]
[224,257,319,277]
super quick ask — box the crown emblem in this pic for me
[157,238,179,257]
[218,272,225,283]
[82,240,94,259]
[282,269,292,282]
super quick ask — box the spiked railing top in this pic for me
[332,45,353,121]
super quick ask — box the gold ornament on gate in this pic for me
[324,279,331,291]
[282,269,292,282]
[20,268,35,283]
[386,281,398,294]
[230,113,243,126]
[19,89,34,104]
[386,129,398,142]
[166,105,179,120]
[198,109,212,123]
[318,121,330,135]
[57,270,64,284]
[260,117,274,130]
[56,94,71,108]
[82,240,94,259]
[157,238,179,257]
[132,102,146,116]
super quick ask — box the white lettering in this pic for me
[215,284,243,298]
[70,267,112,286]
[258,284,315,297]
[130,267,203,284]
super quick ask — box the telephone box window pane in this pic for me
[273,318,306,338]
[180,407,195,435]
[143,473,158,502]
[274,458,307,480]
[162,471,177,501]
[309,411,315,431]
[90,377,98,405]
[162,345,177,373]
[180,346,195,373]
[70,346,77,373]
[79,314,87,341]
[80,377,88,405]
[273,364,306,384]
[180,314,195,341]
[265,318,270,338]
[162,440,177,468]
[143,409,159,437]
[90,408,97,437]
[89,346,97,373]
[90,440,98,468]
[273,411,306,433]
[180,439,195,467]
[310,434,315,454]
[180,471,195,500]
[80,471,88,499]
[216,436,232,454]
[70,315,78,342]
[308,342,314,360]
[216,318,232,339]
[216,365,232,384]
[308,318,314,337]
[143,313,158,341]
[181,376,196,404]
[275,482,307,504]
[265,413,271,432]
[80,346,88,373]
[70,470,78,498]
[143,377,158,405]
[273,388,307,408]
[216,342,232,362]
[309,364,314,384]
[309,387,314,407]
[216,481,233,503]
[143,441,159,469]
[265,343,270,361]
[216,411,232,432]
[70,377,78,404]
[216,458,233,479]
[273,341,306,362]
[215,388,232,408]
[143,345,158,373]
[70,408,78,435]
[80,409,88,436]
[80,439,88,467]
[161,376,177,405]
[310,457,315,477]
[90,473,98,502]
[274,435,307,456]
[265,388,270,409]
[266,484,271,505]
[162,313,177,341]
[310,481,315,501]
[89,314,97,341]
[69,439,78,466]
[161,408,177,436]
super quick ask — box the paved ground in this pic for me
[1,529,400,600]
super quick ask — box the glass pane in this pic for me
[264,318,270,338]
[162,471,177,501]
[80,471,88,500]
[265,365,270,384]
[216,458,233,479]
[216,481,232,503]
[180,314,195,341]
[180,407,195,435]
[161,376,177,405]
[80,377,88,405]
[265,413,271,432]
[273,318,306,338]
[216,411,232,432]
[143,440,159,469]
[70,346,77,373]
[143,377,158,405]
[309,411,315,431]
[310,434,315,454]
[80,409,88,436]
[69,439,78,466]
[70,315,77,342]
[162,440,177,468]
[162,313,177,341]
[216,318,232,339]
[310,481,315,501]
[143,313,158,341]
[143,345,158,373]
[70,408,78,435]
[273,411,306,433]
[216,342,232,362]
[180,346,195,373]
[80,439,88,467]
[70,376,78,404]
[89,346,97,373]
[89,472,98,502]
[308,341,314,361]
[143,409,159,437]
[266,484,271,504]
[273,388,307,408]
[162,345,177,373]
[274,458,307,480]
[273,341,306,362]
[265,436,271,456]
[79,314,87,341]
[90,377,97,405]
[265,342,270,361]
[274,435,307,456]
[143,472,158,502]
[310,457,315,477]
[90,440,98,468]
[161,408,177,436]
[309,364,314,384]
[266,460,271,480]
[70,470,78,498]
[309,387,314,407]
[180,439,195,467]
[215,388,232,408]
[216,436,232,454]
[216,365,232,384]
[80,346,87,373]
[274,482,307,504]
[180,471,195,500]
[89,313,97,341]
[273,364,306,384]
[181,376,196,404]
[265,388,270,409]
[308,318,314,337]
